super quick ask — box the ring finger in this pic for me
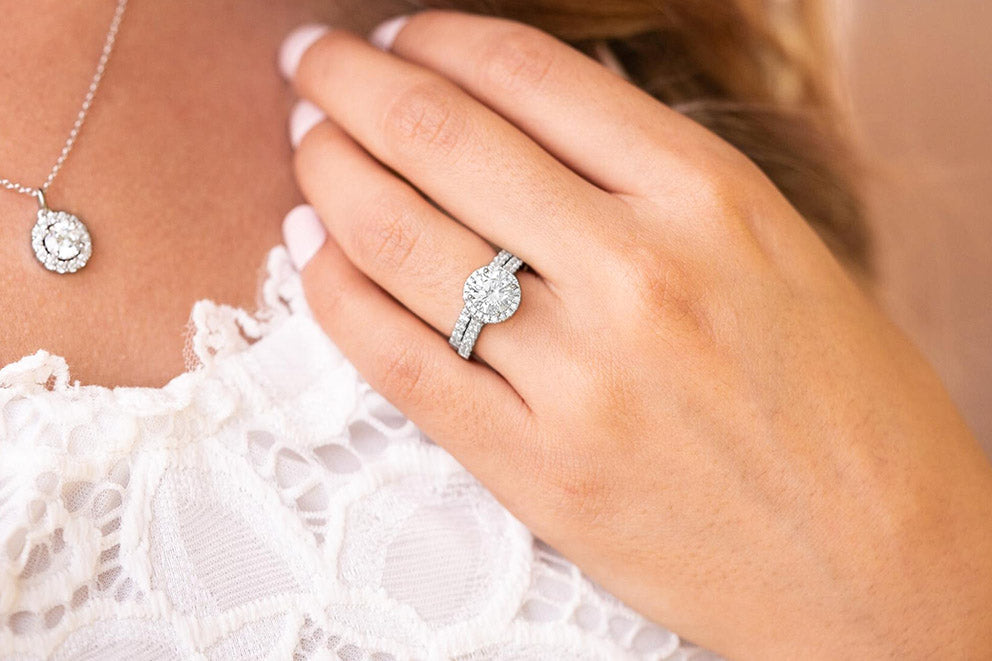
[294,115,560,383]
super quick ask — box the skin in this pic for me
[286,12,992,658]
[2,3,990,658]
[0,0,402,386]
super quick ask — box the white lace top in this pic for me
[0,246,719,660]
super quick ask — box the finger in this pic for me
[294,117,559,380]
[287,28,626,280]
[377,11,716,198]
[296,228,535,481]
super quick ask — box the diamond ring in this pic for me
[449,249,524,359]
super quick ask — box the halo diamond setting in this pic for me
[31,209,92,274]
[450,249,524,359]
[463,263,522,323]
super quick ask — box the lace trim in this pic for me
[0,245,305,397]
[184,245,309,370]
[0,242,713,660]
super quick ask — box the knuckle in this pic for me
[633,254,691,314]
[620,248,716,346]
[524,370,634,529]
[682,165,743,223]
[353,195,423,273]
[571,346,645,438]
[382,80,469,158]
[698,175,737,218]
[374,340,430,407]
[479,26,557,94]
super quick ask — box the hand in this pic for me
[279,12,992,658]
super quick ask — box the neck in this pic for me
[0,0,411,387]
[0,0,404,191]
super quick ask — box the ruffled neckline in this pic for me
[0,245,309,404]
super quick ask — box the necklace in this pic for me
[0,0,128,274]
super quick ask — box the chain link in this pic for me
[0,0,128,200]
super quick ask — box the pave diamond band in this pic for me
[449,249,524,359]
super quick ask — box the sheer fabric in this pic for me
[0,246,720,660]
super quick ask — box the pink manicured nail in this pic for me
[279,24,329,80]
[282,205,326,270]
[289,99,326,149]
[369,15,410,51]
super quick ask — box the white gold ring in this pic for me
[449,249,524,359]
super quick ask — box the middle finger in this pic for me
[290,28,624,283]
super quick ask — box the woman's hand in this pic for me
[279,12,992,658]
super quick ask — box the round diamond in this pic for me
[44,217,84,259]
[463,264,521,323]
[31,209,92,274]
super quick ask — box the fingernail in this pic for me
[282,204,326,270]
[369,15,410,51]
[279,24,330,80]
[289,99,326,149]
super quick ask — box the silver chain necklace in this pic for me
[0,0,128,274]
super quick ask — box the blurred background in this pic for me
[830,1,992,455]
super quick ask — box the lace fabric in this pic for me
[0,246,720,660]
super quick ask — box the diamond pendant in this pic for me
[30,191,92,274]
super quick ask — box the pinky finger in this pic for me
[297,222,534,475]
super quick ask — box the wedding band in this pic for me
[449,249,524,359]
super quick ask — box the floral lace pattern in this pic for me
[0,246,720,660]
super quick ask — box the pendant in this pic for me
[30,191,92,274]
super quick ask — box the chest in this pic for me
[0,5,308,387]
